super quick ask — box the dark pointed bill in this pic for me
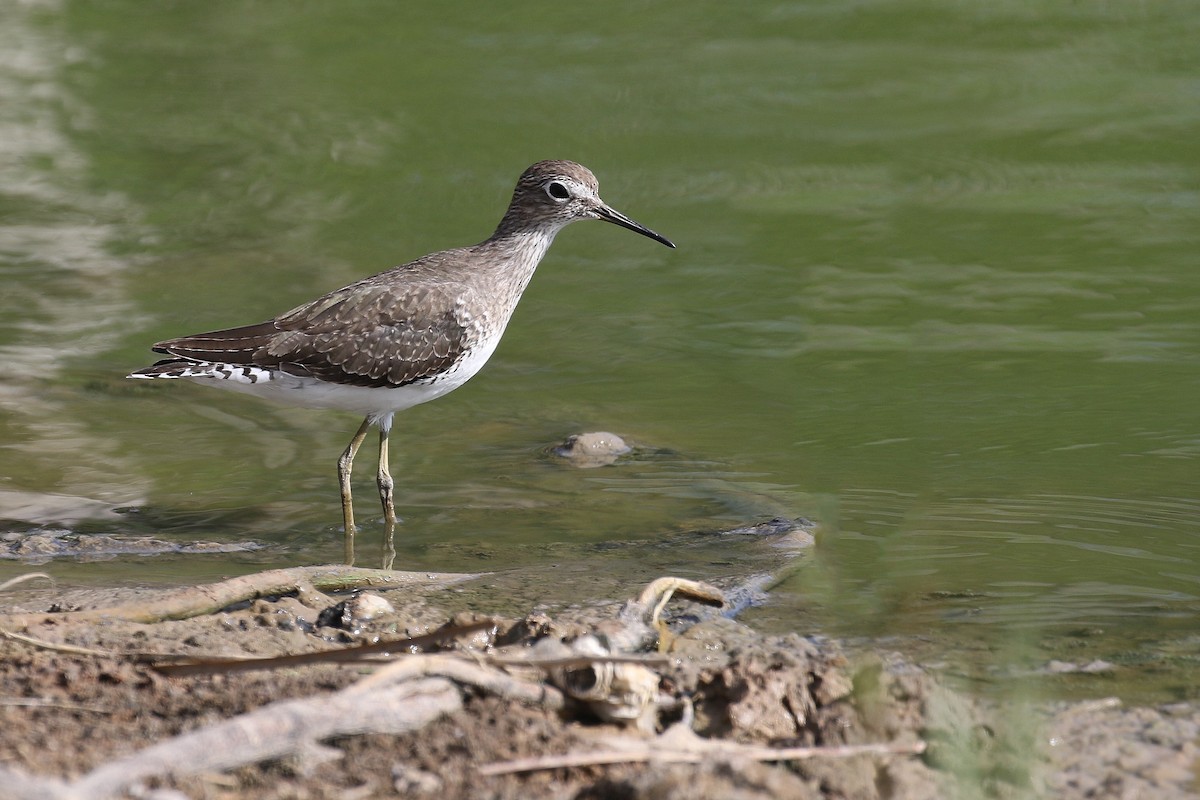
[594,203,676,248]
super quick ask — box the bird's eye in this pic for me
[546,181,571,201]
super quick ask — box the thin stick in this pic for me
[0,627,116,658]
[485,653,670,670]
[0,697,110,714]
[479,739,927,776]
[153,619,501,676]
[0,573,55,593]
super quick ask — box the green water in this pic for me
[1,1,1197,703]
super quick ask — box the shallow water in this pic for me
[1,1,1197,705]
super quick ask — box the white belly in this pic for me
[139,335,505,420]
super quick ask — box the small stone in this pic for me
[393,763,443,794]
[343,593,394,624]
[317,592,395,629]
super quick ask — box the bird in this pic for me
[128,160,675,560]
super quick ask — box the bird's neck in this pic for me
[475,225,561,295]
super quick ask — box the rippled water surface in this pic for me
[1,1,1198,703]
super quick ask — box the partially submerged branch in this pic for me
[0,564,479,629]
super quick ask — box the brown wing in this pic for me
[151,279,473,389]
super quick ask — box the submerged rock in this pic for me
[553,431,631,468]
[0,528,261,563]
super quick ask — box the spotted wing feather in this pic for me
[146,276,474,389]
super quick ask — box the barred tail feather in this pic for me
[127,359,277,385]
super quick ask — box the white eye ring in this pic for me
[545,180,571,202]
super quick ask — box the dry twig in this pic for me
[479,736,927,776]
[0,573,55,593]
[0,627,116,658]
[153,618,502,676]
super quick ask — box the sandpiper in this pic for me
[129,160,674,558]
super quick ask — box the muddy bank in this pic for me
[0,559,1196,799]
